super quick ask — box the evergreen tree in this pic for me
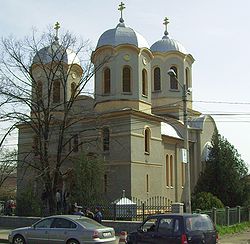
[195,129,248,207]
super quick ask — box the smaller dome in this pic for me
[151,17,187,54]
[150,36,187,54]
[96,22,149,49]
[33,41,81,65]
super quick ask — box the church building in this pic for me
[17,3,216,207]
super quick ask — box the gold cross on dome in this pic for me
[54,21,60,40]
[118,2,126,21]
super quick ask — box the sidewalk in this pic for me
[0,229,10,243]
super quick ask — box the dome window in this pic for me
[53,80,61,103]
[103,68,111,94]
[153,67,161,91]
[144,127,150,154]
[142,69,148,96]
[103,127,110,151]
[170,66,178,90]
[122,66,131,93]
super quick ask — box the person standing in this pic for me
[93,207,103,224]
[55,190,61,213]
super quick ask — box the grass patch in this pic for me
[217,222,250,236]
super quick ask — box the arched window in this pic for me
[170,155,174,187]
[37,81,43,100]
[166,155,169,187]
[123,66,131,92]
[185,67,190,88]
[104,68,111,94]
[71,82,76,97]
[144,127,150,154]
[170,66,178,90]
[154,67,161,91]
[53,80,61,103]
[146,174,149,193]
[103,127,110,151]
[142,69,148,96]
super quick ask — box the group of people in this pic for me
[73,203,103,223]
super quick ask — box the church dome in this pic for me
[151,36,187,54]
[33,40,81,65]
[150,17,187,54]
[96,22,149,49]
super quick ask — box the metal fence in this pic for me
[196,206,250,226]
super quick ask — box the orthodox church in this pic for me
[17,3,216,206]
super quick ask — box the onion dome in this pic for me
[96,2,149,49]
[32,22,80,65]
[150,17,187,54]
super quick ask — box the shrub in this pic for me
[192,192,224,211]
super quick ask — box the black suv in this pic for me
[126,213,218,244]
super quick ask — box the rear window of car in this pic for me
[185,215,214,231]
[75,218,104,229]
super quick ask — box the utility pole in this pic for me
[168,69,191,213]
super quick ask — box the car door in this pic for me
[154,217,182,244]
[136,217,158,244]
[49,217,78,244]
[26,218,54,244]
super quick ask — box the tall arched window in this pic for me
[185,67,190,88]
[104,68,111,94]
[181,162,185,187]
[103,127,110,151]
[142,69,148,96]
[71,82,76,97]
[154,67,161,91]
[123,66,131,92]
[170,66,178,90]
[53,80,61,103]
[166,155,169,187]
[144,127,150,154]
[170,155,174,187]
[146,174,149,193]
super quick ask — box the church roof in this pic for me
[33,40,81,66]
[96,22,149,49]
[161,122,182,139]
[150,17,187,54]
[96,3,149,49]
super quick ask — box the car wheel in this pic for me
[12,235,26,244]
[66,239,80,244]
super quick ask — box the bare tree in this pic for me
[0,25,110,214]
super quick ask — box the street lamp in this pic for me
[167,69,191,213]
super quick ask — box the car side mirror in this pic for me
[137,227,143,233]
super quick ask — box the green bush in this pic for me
[192,192,224,211]
[16,188,41,216]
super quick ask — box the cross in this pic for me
[163,17,169,36]
[118,2,126,23]
[54,21,60,40]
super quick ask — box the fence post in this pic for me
[142,203,145,221]
[212,207,217,225]
[236,206,241,223]
[225,206,230,226]
[249,206,250,222]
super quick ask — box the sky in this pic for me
[1,0,250,171]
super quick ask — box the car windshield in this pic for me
[75,218,104,229]
[185,215,214,231]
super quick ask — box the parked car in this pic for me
[126,213,218,244]
[8,215,116,244]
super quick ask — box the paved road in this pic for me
[219,228,250,244]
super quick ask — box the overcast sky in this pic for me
[1,0,250,171]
